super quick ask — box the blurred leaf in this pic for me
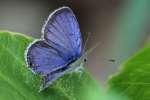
[0,31,111,100]
[108,41,150,100]
[110,0,150,66]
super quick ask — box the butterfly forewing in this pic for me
[42,7,82,60]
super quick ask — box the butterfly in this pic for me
[25,6,98,91]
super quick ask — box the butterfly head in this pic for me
[72,42,100,68]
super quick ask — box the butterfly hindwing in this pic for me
[40,66,68,91]
[26,40,67,75]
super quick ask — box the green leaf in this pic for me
[108,41,150,100]
[0,31,104,100]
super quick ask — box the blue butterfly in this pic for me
[25,7,83,90]
[25,7,97,91]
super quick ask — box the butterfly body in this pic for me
[25,6,87,91]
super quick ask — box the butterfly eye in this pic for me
[84,58,87,62]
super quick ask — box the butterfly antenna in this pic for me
[108,59,116,62]
[84,42,101,58]
[83,32,91,53]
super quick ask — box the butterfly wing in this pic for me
[42,7,82,61]
[40,67,68,91]
[26,40,68,75]
[25,7,82,90]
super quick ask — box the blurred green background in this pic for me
[0,0,150,87]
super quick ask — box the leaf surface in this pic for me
[0,31,103,100]
[108,42,150,100]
